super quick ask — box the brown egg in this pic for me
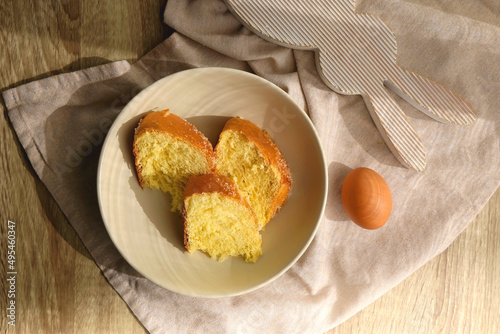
[341,167,392,229]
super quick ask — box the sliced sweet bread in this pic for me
[133,110,215,212]
[214,117,292,229]
[182,173,262,262]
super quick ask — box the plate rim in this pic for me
[97,67,328,298]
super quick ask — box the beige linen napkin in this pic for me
[3,0,499,333]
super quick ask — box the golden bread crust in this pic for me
[182,173,258,252]
[183,173,240,200]
[215,117,292,222]
[132,109,215,188]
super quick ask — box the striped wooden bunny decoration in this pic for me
[225,0,477,171]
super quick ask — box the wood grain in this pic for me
[0,1,498,333]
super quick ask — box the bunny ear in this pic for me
[386,67,477,125]
[363,87,427,171]
[225,0,316,49]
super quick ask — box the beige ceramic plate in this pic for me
[97,67,327,297]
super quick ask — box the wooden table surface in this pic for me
[1,1,498,333]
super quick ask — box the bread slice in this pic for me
[214,117,292,229]
[182,173,262,262]
[133,110,215,212]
